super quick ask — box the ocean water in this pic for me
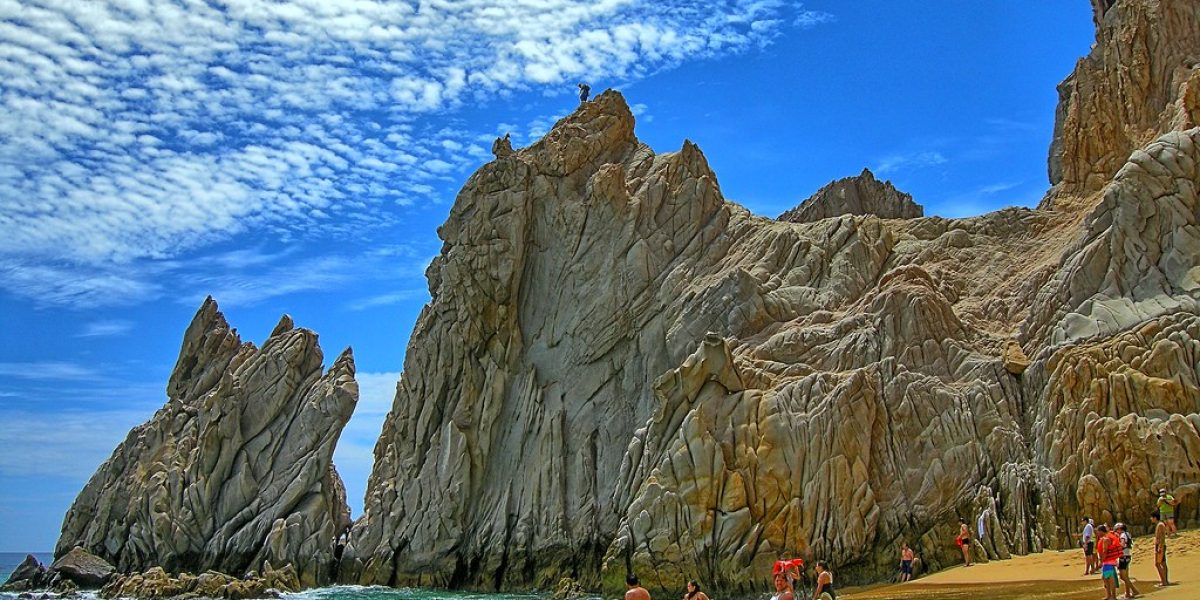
[0,555,557,600]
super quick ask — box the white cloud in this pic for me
[795,9,836,29]
[76,319,135,338]
[0,1,831,309]
[874,151,948,175]
[0,361,102,381]
[347,289,429,311]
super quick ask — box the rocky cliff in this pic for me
[1046,0,1199,198]
[342,0,1200,594]
[56,298,356,587]
[778,168,923,223]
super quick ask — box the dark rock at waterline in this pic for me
[49,547,115,588]
[1,554,48,591]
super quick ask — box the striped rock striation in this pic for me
[339,1,1200,594]
[56,297,357,588]
[341,0,1200,594]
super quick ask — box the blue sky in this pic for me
[0,1,1093,552]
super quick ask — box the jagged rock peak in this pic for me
[56,297,357,589]
[1046,0,1200,198]
[778,167,923,223]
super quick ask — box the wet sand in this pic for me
[845,528,1198,600]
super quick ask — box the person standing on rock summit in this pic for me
[577,82,590,103]
[627,574,651,600]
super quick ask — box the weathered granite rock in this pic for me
[1,555,48,591]
[55,297,357,588]
[99,563,298,600]
[1046,0,1200,197]
[49,547,115,588]
[779,168,923,223]
[342,0,1200,595]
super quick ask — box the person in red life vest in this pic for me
[1096,524,1123,600]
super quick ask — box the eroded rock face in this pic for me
[345,0,1200,595]
[56,298,356,588]
[1046,0,1199,197]
[779,168,923,223]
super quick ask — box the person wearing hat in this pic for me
[1115,523,1140,599]
[1156,488,1179,535]
[1080,516,1097,575]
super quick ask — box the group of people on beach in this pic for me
[622,558,836,600]
[1078,488,1180,600]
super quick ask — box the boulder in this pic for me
[1,554,47,591]
[49,547,114,588]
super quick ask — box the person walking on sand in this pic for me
[1151,511,1170,587]
[1156,488,1179,535]
[683,580,709,600]
[770,572,794,600]
[1081,516,1097,575]
[812,561,836,600]
[899,543,915,582]
[577,82,591,103]
[955,519,972,566]
[1116,523,1140,599]
[1096,524,1122,600]
[627,575,651,600]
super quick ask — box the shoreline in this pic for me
[843,528,1198,600]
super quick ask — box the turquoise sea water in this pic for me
[0,555,560,600]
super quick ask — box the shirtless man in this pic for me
[1152,511,1170,587]
[627,575,652,600]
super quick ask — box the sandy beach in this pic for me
[844,528,1198,600]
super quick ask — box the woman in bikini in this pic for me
[956,519,972,566]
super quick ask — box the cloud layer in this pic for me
[0,0,825,308]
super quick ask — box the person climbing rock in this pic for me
[577,82,591,102]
